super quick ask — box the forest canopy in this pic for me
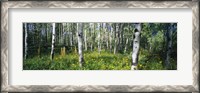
[23,23,177,70]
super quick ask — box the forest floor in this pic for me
[23,50,177,70]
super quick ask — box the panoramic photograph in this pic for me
[23,23,177,70]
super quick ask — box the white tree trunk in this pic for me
[131,23,142,70]
[77,23,84,67]
[84,28,87,51]
[98,23,101,54]
[109,24,113,53]
[74,24,78,53]
[114,23,119,54]
[50,23,56,60]
[90,23,93,51]
[106,24,109,50]
[124,38,129,53]
[62,23,66,46]
[61,23,66,56]
[24,23,28,59]
[70,24,73,46]
[71,23,74,46]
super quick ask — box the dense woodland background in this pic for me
[23,23,177,70]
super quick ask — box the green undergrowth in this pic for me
[23,50,176,70]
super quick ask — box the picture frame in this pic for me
[1,1,199,92]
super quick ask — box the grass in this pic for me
[23,50,177,70]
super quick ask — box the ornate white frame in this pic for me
[1,1,199,92]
